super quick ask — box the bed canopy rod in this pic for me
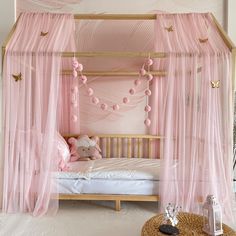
[62,67,202,77]
[73,14,157,20]
[71,13,235,51]
[62,51,166,58]
[62,70,166,77]
[63,133,162,139]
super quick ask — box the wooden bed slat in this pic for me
[138,138,142,158]
[127,138,132,158]
[106,137,111,158]
[116,138,120,157]
[148,138,152,158]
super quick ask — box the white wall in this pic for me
[227,0,236,45]
[0,0,15,209]
[0,0,15,71]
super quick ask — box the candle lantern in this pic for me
[202,195,223,236]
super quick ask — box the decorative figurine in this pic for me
[159,203,181,235]
[202,195,223,236]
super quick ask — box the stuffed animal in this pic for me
[68,135,102,161]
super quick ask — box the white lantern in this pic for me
[202,195,223,236]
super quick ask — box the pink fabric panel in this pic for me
[151,13,234,222]
[2,12,75,216]
[58,58,80,134]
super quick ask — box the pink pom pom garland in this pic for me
[146,58,153,66]
[145,89,152,96]
[112,104,120,111]
[134,79,141,86]
[101,103,108,110]
[71,114,78,122]
[146,73,153,81]
[77,63,83,72]
[129,88,136,95]
[92,97,99,104]
[87,88,94,96]
[139,68,146,76]
[72,69,78,78]
[80,75,87,84]
[72,54,154,126]
[123,97,129,104]
[71,86,78,93]
[144,105,151,112]
[144,118,151,126]
[72,60,79,69]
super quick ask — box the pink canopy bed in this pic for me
[1,12,235,223]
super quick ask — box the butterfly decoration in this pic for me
[12,72,22,82]
[199,38,208,43]
[211,80,220,88]
[165,25,174,32]
[40,31,49,36]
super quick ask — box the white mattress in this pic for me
[56,158,160,195]
[58,178,159,195]
[56,158,160,180]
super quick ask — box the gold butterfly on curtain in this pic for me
[12,72,22,82]
[40,31,49,36]
[199,38,208,43]
[165,25,173,32]
[211,80,220,88]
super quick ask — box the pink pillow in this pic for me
[55,133,70,171]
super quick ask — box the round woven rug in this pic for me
[141,212,236,236]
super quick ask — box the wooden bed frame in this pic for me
[2,13,235,211]
[59,134,161,211]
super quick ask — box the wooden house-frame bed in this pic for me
[2,13,236,214]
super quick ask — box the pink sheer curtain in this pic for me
[150,13,234,222]
[2,12,75,216]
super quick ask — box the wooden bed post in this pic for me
[115,200,121,211]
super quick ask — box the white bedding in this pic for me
[58,178,159,195]
[56,158,161,180]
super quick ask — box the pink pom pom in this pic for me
[129,88,135,95]
[71,115,78,122]
[72,60,79,69]
[72,69,78,78]
[101,103,108,110]
[92,97,99,104]
[144,105,151,112]
[146,74,153,81]
[123,97,129,104]
[145,89,151,96]
[80,75,87,84]
[146,58,153,66]
[113,104,120,111]
[71,86,78,93]
[140,68,146,76]
[144,118,151,126]
[134,79,141,86]
[77,63,83,72]
[87,88,94,96]
[72,102,78,107]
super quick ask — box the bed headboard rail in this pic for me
[64,134,161,159]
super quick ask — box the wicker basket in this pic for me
[141,212,236,236]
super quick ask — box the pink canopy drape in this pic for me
[2,12,75,216]
[150,13,234,222]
